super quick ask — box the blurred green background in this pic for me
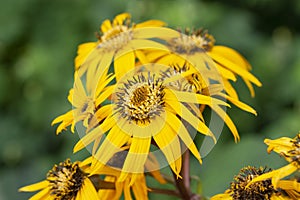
[1,0,300,199]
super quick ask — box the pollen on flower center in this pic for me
[97,27,133,52]
[115,73,165,124]
[47,159,86,200]
[288,134,300,165]
[169,29,215,54]
[230,166,277,200]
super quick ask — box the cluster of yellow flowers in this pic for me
[19,13,268,200]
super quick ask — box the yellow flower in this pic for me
[51,71,115,134]
[247,133,300,196]
[143,29,260,141]
[73,66,229,180]
[75,13,179,81]
[211,166,292,200]
[19,159,98,200]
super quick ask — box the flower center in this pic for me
[97,26,133,52]
[288,134,300,165]
[160,64,206,93]
[115,73,165,124]
[47,159,85,200]
[230,166,277,200]
[169,29,215,54]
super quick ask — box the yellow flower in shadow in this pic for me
[19,159,99,200]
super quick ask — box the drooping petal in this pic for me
[212,105,240,142]
[165,110,202,164]
[119,138,151,181]
[165,99,216,141]
[208,52,262,87]
[153,124,182,177]
[79,178,99,200]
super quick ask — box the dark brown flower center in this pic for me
[230,166,277,200]
[47,159,86,200]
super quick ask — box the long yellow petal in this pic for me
[153,125,182,177]
[79,178,99,200]
[133,27,180,40]
[114,50,135,81]
[129,39,169,51]
[119,138,151,181]
[75,42,97,70]
[19,180,48,192]
[165,99,216,141]
[135,20,166,28]
[208,52,262,86]
[92,125,131,171]
[219,93,257,115]
[73,116,116,153]
[165,89,229,107]
[166,111,202,164]
[29,188,50,200]
[213,105,240,142]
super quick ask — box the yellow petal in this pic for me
[212,105,240,142]
[166,110,202,164]
[247,163,298,189]
[210,193,232,200]
[119,138,151,181]
[73,116,116,153]
[220,93,257,115]
[132,27,180,40]
[165,99,216,141]
[28,188,50,200]
[19,180,48,192]
[79,178,99,200]
[101,19,112,33]
[153,124,182,177]
[223,79,239,100]
[208,52,262,87]
[92,125,131,170]
[135,20,166,28]
[113,13,131,26]
[165,89,229,107]
[75,42,97,70]
[114,50,135,81]
[128,39,169,52]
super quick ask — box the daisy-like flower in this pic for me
[19,159,98,200]
[75,12,180,81]
[247,133,300,198]
[211,166,292,200]
[73,65,229,180]
[145,28,262,98]
[51,70,115,135]
[159,61,257,142]
[143,29,260,141]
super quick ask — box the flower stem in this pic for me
[173,150,192,200]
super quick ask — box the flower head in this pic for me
[19,159,98,200]
[246,133,300,196]
[74,65,229,180]
[211,166,292,200]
